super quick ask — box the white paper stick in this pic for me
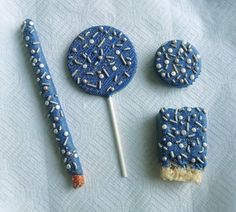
[107,96,128,177]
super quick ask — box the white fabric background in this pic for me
[0,0,236,211]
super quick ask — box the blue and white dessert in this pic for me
[155,40,201,88]
[67,26,137,97]
[22,19,84,188]
[158,107,207,183]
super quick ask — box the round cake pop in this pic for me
[67,26,137,177]
[67,26,137,97]
[154,40,201,88]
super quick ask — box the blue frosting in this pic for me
[67,26,137,97]
[154,40,201,88]
[22,19,83,176]
[158,107,207,170]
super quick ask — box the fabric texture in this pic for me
[0,0,236,211]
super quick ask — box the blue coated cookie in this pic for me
[158,107,207,170]
[67,26,137,97]
[155,40,201,87]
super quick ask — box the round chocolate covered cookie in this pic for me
[155,40,201,87]
[67,26,137,97]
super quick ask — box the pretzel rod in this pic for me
[22,19,84,188]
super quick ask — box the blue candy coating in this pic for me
[22,19,83,176]
[67,26,137,97]
[158,107,207,170]
[155,40,201,88]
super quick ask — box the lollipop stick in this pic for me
[107,96,128,177]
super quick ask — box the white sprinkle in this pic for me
[98,38,105,47]
[72,69,78,77]
[181,68,186,74]
[33,41,40,45]
[190,74,195,80]
[179,143,184,148]
[203,142,207,147]
[181,130,187,136]
[167,133,175,138]
[162,156,167,161]
[44,100,49,106]
[46,75,51,80]
[72,47,77,53]
[120,54,127,65]
[73,59,82,65]
[64,131,69,137]
[199,147,204,153]
[187,145,191,153]
[39,64,44,68]
[83,64,88,69]
[184,78,189,84]
[170,151,175,158]
[187,58,192,64]
[43,86,48,91]
[124,47,131,51]
[54,117,59,122]
[89,39,94,44]
[162,124,167,130]
[186,122,190,131]
[181,153,188,158]
[124,72,130,77]
[191,127,197,132]
[106,56,115,60]
[167,141,172,147]
[63,137,68,146]
[55,105,60,110]
[115,50,120,55]
[156,63,162,69]
[112,66,117,71]
[87,83,97,88]
[73,162,78,170]
[78,35,85,40]
[195,121,203,128]
[169,119,177,124]
[161,72,166,78]
[164,60,169,65]
[197,157,204,164]
[98,80,102,89]
[66,164,71,169]
[53,129,58,134]
[103,68,109,77]
[25,36,30,41]
[177,155,182,160]
[171,71,176,77]
[191,158,196,163]
[50,106,55,113]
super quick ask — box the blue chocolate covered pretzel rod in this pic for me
[22,19,84,188]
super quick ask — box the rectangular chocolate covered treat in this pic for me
[158,107,207,184]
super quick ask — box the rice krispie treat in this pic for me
[158,107,207,184]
